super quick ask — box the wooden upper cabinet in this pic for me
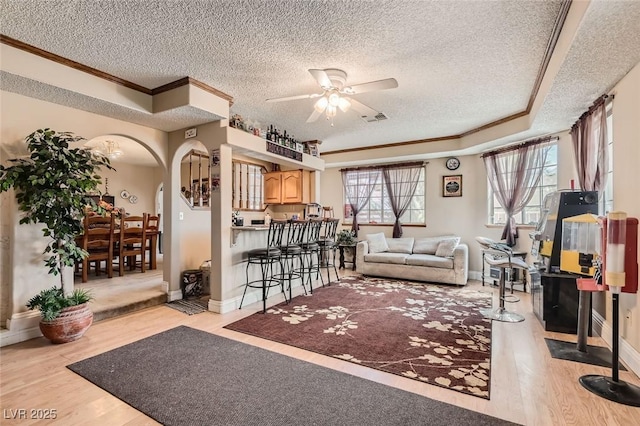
[264,170,310,204]
[264,172,282,204]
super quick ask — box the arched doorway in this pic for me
[76,135,167,320]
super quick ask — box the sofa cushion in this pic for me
[413,236,454,255]
[406,254,454,269]
[386,237,414,254]
[435,237,460,258]
[366,232,389,254]
[364,252,409,265]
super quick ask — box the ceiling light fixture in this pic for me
[313,90,352,122]
[94,140,123,160]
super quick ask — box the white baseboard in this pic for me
[166,288,183,302]
[209,281,310,314]
[1,311,43,347]
[468,270,482,281]
[592,311,640,377]
[208,297,240,314]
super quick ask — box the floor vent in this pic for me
[361,112,389,123]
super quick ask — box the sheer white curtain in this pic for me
[383,164,424,238]
[483,140,552,246]
[571,97,609,192]
[341,169,380,237]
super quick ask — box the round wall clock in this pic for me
[446,157,460,170]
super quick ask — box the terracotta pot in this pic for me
[39,303,93,344]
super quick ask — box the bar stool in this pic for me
[322,206,334,219]
[318,218,340,284]
[475,236,530,322]
[279,219,308,300]
[297,218,324,293]
[240,219,287,313]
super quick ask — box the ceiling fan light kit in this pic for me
[267,68,398,123]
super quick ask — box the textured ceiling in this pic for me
[1,0,640,163]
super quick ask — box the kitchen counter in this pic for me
[231,225,269,245]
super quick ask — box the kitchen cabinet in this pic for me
[264,170,311,204]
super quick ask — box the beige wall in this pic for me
[100,162,162,217]
[608,62,640,349]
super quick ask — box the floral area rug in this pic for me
[224,275,494,399]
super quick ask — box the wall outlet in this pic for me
[626,309,632,326]
[179,212,184,221]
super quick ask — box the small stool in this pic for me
[476,236,530,323]
[481,255,529,322]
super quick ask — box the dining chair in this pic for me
[79,214,117,283]
[146,213,161,270]
[118,213,148,275]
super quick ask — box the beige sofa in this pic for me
[355,233,468,286]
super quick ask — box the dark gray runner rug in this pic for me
[68,326,518,426]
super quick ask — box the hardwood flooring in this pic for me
[1,271,639,425]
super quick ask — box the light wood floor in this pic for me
[2,271,639,425]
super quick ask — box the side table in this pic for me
[338,244,357,271]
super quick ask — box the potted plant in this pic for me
[0,129,113,343]
[336,229,357,246]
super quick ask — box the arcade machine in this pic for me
[529,190,598,333]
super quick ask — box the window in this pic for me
[232,161,266,211]
[343,167,425,225]
[488,142,558,225]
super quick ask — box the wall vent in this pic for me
[360,112,389,123]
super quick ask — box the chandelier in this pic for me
[94,140,123,160]
[313,90,352,120]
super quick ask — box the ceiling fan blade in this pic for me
[308,69,332,89]
[266,93,322,103]
[344,78,398,95]
[348,98,378,117]
[306,108,323,123]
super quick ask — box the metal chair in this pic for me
[279,219,308,300]
[318,218,340,284]
[240,219,288,313]
[297,218,324,293]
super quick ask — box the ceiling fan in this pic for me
[266,68,398,123]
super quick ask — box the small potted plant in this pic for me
[26,287,94,343]
[0,129,113,343]
[336,229,357,246]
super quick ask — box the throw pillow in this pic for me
[366,232,389,254]
[413,236,456,254]
[435,237,460,258]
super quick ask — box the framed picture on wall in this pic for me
[443,175,462,197]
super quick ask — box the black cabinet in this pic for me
[533,272,591,335]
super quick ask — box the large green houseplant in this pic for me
[0,129,113,343]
